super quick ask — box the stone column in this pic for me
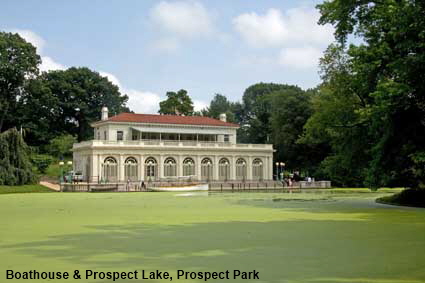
[268,155,273,180]
[196,155,202,181]
[213,155,219,181]
[159,155,164,179]
[177,155,182,177]
[118,154,124,182]
[230,155,236,180]
[247,156,253,180]
[139,154,144,181]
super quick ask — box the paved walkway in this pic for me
[39,181,60,191]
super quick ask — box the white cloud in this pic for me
[233,9,288,48]
[150,37,180,53]
[9,29,65,72]
[150,1,214,38]
[9,29,45,53]
[40,56,66,72]
[279,46,322,69]
[233,7,333,48]
[193,99,208,112]
[99,71,161,114]
[126,90,162,114]
[99,71,122,88]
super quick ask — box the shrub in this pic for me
[31,154,53,173]
[0,128,38,185]
[48,134,77,158]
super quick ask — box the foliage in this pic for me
[158,89,194,116]
[21,67,130,143]
[0,32,40,132]
[306,0,425,188]
[31,154,53,174]
[237,83,294,143]
[377,188,425,208]
[0,128,37,185]
[201,94,236,122]
[0,184,53,194]
[48,134,77,158]
[268,87,324,172]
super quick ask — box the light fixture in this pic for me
[67,161,73,165]
[59,161,64,166]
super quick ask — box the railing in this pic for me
[73,140,274,150]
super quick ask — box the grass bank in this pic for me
[0,184,54,194]
[377,188,425,208]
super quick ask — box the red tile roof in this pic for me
[96,113,239,127]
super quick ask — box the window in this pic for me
[117,131,123,141]
[97,131,100,140]
[104,131,107,140]
[132,132,138,140]
[224,135,229,142]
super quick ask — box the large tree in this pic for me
[239,83,305,144]
[201,93,236,122]
[0,32,41,132]
[310,0,425,188]
[269,87,327,174]
[21,67,129,143]
[159,89,194,116]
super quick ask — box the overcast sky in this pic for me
[1,0,334,113]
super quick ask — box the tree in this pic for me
[268,87,327,174]
[21,67,130,143]
[300,45,371,186]
[159,89,194,115]
[48,134,77,158]
[201,94,236,122]
[0,32,41,132]
[239,83,305,144]
[0,128,37,185]
[313,0,425,188]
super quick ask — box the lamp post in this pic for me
[275,162,279,180]
[67,161,73,183]
[242,161,246,183]
[59,161,64,183]
[224,161,229,182]
[147,160,153,182]
[280,162,285,181]
[206,161,211,182]
[259,161,263,181]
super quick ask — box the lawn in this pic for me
[0,184,54,194]
[0,192,424,283]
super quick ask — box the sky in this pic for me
[0,0,334,114]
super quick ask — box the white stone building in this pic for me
[72,107,274,183]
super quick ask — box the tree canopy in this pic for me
[304,0,425,188]
[0,32,40,133]
[159,89,194,116]
[21,67,129,143]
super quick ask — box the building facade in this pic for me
[72,107,274,183]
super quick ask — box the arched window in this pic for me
[252,158,263,181]
[201,158,213,181]
[183,157,195,176]
[236,158,247,181]
[124,157,138,181]
[145,157,157,181]
[164,157,177,178]
[219,158,230,181]
[102,156,117,182]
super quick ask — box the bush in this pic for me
[0,128,38,185]
[48,134,77,158]
[377,188,425,208]
[31,154,53,173]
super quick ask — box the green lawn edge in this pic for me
[376,188,425,208]
[0,184,55,194]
